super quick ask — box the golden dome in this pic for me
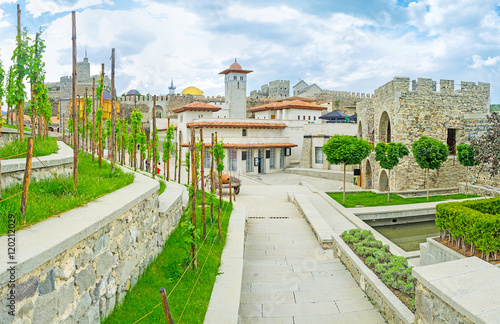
[181,86,204,96]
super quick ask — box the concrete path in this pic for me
[236,174,385,324]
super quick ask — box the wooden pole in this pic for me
[216,132,222,243]
[190,128,197,269]
[200,128,206,239]
[177,131,182,184]
[210,133,214,223]
[159,288,174,324]
[17,5,23,142]
[20,137,34,224]
[166,118,170,180]
[91,78,96,161]
[152,95,157,179]
[99,64,104,168]
[110,48,116,175]
[71,11,78,188]
[84,88,87,154]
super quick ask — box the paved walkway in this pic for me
[236,174,385,324]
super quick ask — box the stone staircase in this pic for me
[404,157,465,191]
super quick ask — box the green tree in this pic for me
[10,28,30,141]
[412,136,448,201]
[162,124,175,179]
[138,129,147,170]
[456,143,479,196]
[375,142,409,202]
[129,109,142,170]
[0,57,5,121]
[5,67,15,124]
[323,135,372,205]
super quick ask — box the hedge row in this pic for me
[435,198,500,254]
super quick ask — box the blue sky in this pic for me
[1,0,500,103]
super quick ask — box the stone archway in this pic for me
[379,170,389,191]
[357,120,363,139]
[365,159,373,189]
[379,111,391,143]
[155,105,163,118]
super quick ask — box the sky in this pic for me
[1,0,500,105]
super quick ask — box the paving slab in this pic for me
[236,173,385,323]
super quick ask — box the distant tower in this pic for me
[219,59,253,118]
[168,79,176,95]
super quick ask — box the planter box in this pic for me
[332,234,415,324]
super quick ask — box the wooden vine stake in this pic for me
[20,137,34,224]
[159,288,174,324]
[210,133,215,222]
[200,128,206,239]
[110,48,116,175]
[190,127,197,269]
[91,78,95,161]
[152,95,156,179]
[215,132,222,243]
[16,5,23,142]
[99,64,104,168]
[71,11,78,188]
[177,130,182,184]
[166,118,171,180]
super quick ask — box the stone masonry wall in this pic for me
[363,77,491,191]
[0,178,183,324]
[414,281,474,324]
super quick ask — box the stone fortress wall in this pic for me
[358,77,492,192]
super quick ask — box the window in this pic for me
[229,149,237,171]
[315,147,323,164]
[270,149,275,169]
[204,148,211,168]
[303,116,306,120]
[298,116,300,120]
[314,116,316,120]
[280,148,285,168]
[447,128,456,155]
[242,129,247,136]
[233,76,237,80]
[240,76,244,80]
[246,150,253,172]
[308,116,311,120]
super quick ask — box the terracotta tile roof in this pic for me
[172,101,222,113]
[249,100,327,113]
[186,121,287,129]
[278,96,316,102]
[157,125,178,131]
[3,112,31,121]
[182,143,297,149]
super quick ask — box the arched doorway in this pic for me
[155,106,163,118]
[365,160,373,189]
[357,120,363,139]
[379,111,391,143]
[379,170,389,191]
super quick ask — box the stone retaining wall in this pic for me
[1,141,73,189]
[0,169,184,324]
[458,182,500,197]
[332,234,414,324]
[419,237,465,266]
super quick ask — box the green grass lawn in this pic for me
[0,152,134,235]
[2,124,31,132]
[328,191,479,208]
[0,136,59,160]
[104,195,233,324]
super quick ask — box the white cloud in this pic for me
[26,0,108,18]
[0,8,10,28]
[469,55,500,69]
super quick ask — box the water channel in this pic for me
[373,220,440,252]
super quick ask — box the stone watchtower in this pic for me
[219,59,253,118]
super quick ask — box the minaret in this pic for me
[168,79,176,95]
[219,59,252,118]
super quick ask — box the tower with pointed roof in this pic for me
[168,79,176,95]
[219,59,252,118]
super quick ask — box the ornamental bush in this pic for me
[435,197,500,258]
[341,228,416,299]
